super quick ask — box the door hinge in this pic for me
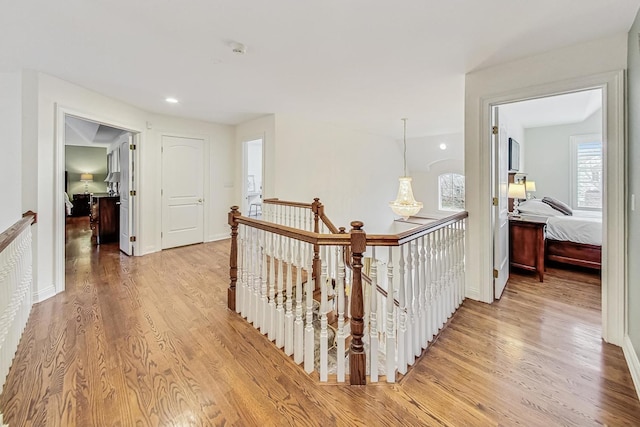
[130,236,136,242]
[130,144,136,150]
[130,190,137,196]
[493,269,499,278]
[161,232,163,238]
[492,126,498,135]
[492,197,498,206]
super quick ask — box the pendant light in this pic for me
[389,118,423,220]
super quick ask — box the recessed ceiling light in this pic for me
[165,97,179,104]
[439,143,447,150]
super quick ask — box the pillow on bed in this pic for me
[517,199,563,216]
[541,196,573,216]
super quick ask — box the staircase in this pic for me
[227,198,468,385]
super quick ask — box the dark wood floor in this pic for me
[1,216,639,426]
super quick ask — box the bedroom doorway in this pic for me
[56,108,141,294]
[492,88,603,301]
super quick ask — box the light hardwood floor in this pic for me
[1,216,639,426]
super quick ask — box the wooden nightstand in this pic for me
[509,215,547,282]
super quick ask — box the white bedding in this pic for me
[546,212,602,246]
[517,199,602,245]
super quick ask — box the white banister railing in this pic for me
[228,202,467,385]
[0,213,36,394]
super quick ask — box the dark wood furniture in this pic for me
[546,239,601,270]
[71,193,91,217]
[509,215,547,282]
[90,195,120,244]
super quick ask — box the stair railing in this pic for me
[0,211,37,394]
[228,201,467,385]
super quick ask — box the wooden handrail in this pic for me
[0,212,37,254]
[262,198,314,209]
[366,211,468,246]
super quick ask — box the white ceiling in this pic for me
[1,0,638,138]
[65,116,128,148]
[499,89,603,129]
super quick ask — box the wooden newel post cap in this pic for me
[350,221,364,230]
[338,227,346,234]
[314,197,320,203]
[228,206,240,226]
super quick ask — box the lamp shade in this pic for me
[80,173,94,182]
[508,182,526,199]
[525,180,536,192]
[109,171,121,183]
[389,177,423,220]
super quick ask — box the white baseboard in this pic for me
[33,284,56,303]
[208,233,230,242]
[465,287,480,301]
[623,335,640,400]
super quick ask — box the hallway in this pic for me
[0,220,638,426]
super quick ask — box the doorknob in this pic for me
[198,198,203,203]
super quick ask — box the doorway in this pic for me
[243,137,264,217]
[55,107,141,294]
[484,76,628,347]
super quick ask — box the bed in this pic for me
[517,199,602,270]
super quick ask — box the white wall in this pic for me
[272,114,402,234]
[464,34,627,303]
[25,71,235,301]
[407,133,464,218]
[524,109,602,206]
[626,8,640,366]
[0,72,22,232]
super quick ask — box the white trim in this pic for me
[207,233,230,242]
[474,70,625,345]
[33,284,56,303]
[623,335,640,400]
[54,104,143,295]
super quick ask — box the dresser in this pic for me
[71,193,91,216]
[90,195,120,244]
[509,215,547,282]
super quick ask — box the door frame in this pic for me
[241,134,265,215]
[477,70,625,345]
[54,104,142,294]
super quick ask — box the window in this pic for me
[439,173,465,211]
[570,134,602,210]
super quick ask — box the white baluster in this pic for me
[284,237,294,356]
[405,242,415,367]
[294,237,304,364]
[397,245,407,375]
[413,239,422,357]
[246,228,255,324]
[276,233,285,348]
[259,229,268,333]
[370,248,379,382]
[252,229,261,328]
[236,225,244,316]
[319,245,328,381]
[429,232,437,340]
[304,243,315,373]
[336,246,346,382]
[386,247,396,382]
[268,231,277,341]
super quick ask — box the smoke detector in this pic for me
[232,42,247,55]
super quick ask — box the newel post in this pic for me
[349,220,367,385]
[228,206,241,311]
[312,197,322,285]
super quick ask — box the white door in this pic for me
[243,138,263,217]
[493,108,510,299]
[162,136,205,249]
[119,135,134,255]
